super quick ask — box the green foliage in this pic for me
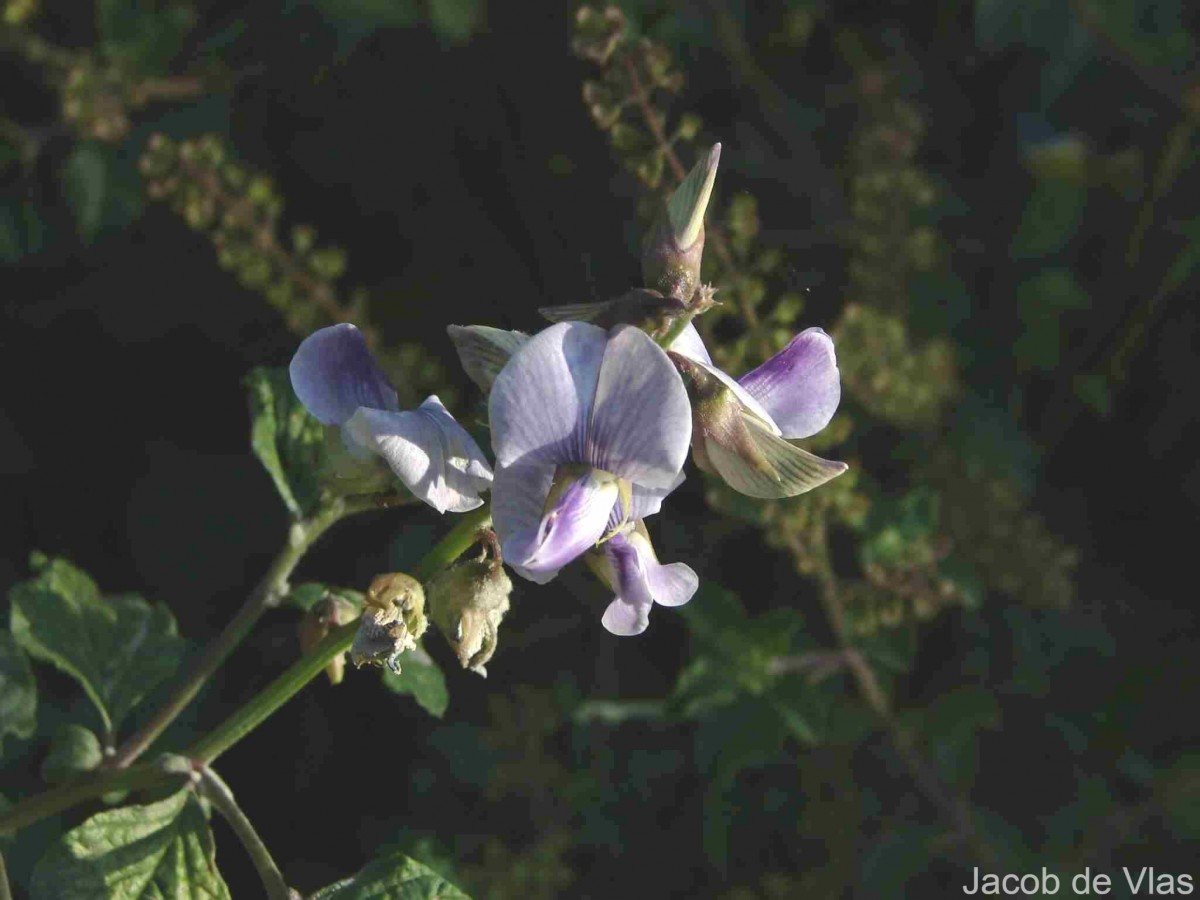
[1010,179,1087,260]
[29,790,230,899]
[245,366,328,518]
[381,645,450,718]
[0,630,36,758]
[912,687,1001,791]
[310,848,471,899]
[40,723,104,783]
[287,582,365,612]
[8,556,185,738]
[1014,268,1090,372]
[0,198,49,262]
[98,0,194,75]
[62,140,145,245]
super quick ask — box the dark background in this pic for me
[2,2,1198,897]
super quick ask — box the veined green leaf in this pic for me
[382,646,449,718]
[29,790,230,899]
[0,630,36,758]
[245,366,328,517]
[310,848,471,899]
[9,557,184,736]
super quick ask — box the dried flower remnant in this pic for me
[349,573,427,672]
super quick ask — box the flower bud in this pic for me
[298,593,358,685]
[349,573,427,673]
[642,144,720,301]
[427,558,512,677]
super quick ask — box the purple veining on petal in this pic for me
[606,472,686,533]
[488,322,607,470]
[737,327,841,439]
[587,325,693,489]
[491,458,559,584]
[600,533,653,636]
[289,324,398,425]
[523,469,620,576]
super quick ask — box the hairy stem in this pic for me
[196,764,295,900]
[107,492,403,770]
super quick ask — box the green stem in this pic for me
[0,765,175,836]
[0,848,12,900]
[108,495,385,770]
[187,504,492,764]
[196,764,294,900]
[0,504,491,837]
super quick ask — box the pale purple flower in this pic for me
[488,321,692,597]
[667,324,847,498]
[289,324,492,513]
[586,484,697,636]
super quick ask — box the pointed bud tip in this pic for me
[668,143,722,251]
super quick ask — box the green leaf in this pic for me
[310,848,471,899]
[41,723,104,783]
[1014,268,1091,371]
[916,686,1001,790]
[286,582,364,613]
[1010,180,1087,260]
[245,366,327,517]
[0,198,49,262]
[62,143,108,245]
[9,558,185,736]
[1162,216,1200,296]
[0,630,37,758]
[29,790,230,899]
[381,646,449,718]
[428,0,480,44]
[98,0,194,75]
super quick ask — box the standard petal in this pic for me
[705,412,848,499]
[446,325,529,395]
[737,327,841,439]
[491,458,558,584]
[667,322,713,365]
[344,402,489,513]
[289,324,398,425]
[587,325,692,489]
[523,469,619,576]
[488,322,607,469]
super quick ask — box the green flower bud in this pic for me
[349,573,427,673]
[428,557,512,677]
[642,144,720,301]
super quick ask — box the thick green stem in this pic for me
[0,765,175,836]
[187,504,492,765]
[196,764,294,900]
[0,848,12,900]
[107,494,387,770]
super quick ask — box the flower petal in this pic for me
[523,469,620,576]
[289,324,398,425]
[632,530,698,607]
[587,325,692,488]
[489,322,607,469]
[737,327,841,439]
[344,396,492,513]
[491,458,558,584]
[607,472,685,532]
[705,412,848,499]
[600,534,652,636]
[446,325,529,395]
[667,322,713,365]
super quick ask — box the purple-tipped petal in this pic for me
[587,326,692,489]
[344,396,492,513]
[600,534,653,636]
[667,322,713,365]
[598,529,697,636]
[289,324,398,425]
[737,327,841,439]
[491,459,558,584]
[489,322,607,469]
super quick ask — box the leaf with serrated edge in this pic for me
[9,560,185,736]
[706,413,847,499]
[29,790,231,900]
[310,849,470,899]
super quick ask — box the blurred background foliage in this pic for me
[1,0,1198,896]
